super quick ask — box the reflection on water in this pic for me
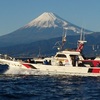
[0,75,100,100]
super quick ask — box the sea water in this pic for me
[0,65,100,100]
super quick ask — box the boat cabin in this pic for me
[51,50,84,66]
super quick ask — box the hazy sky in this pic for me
[0,0,100,36]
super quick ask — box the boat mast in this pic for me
[76,28,87,52]
[61,28,67,50]
[53,28,67,51]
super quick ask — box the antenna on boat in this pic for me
[37,47,41,58]
[53,28,67,51]
[61,28,67,49]
[76,28,87,52]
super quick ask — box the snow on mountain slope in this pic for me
[25,12,68,28]
[23,12,92,34]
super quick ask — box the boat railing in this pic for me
[0,54,13,61]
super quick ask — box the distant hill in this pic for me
[0,32,100,57]
[0,12,93,47]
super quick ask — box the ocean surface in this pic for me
[0,65,100,100]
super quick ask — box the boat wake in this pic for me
[3,65,48,75]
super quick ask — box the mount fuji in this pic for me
[0,12,93,47]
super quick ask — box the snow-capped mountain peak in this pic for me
[25,12,68,28]
[23,12,93,35]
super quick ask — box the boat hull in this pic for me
[0,58,100,76]
[26,63,100,76]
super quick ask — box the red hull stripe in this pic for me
[22,64,31,68]
[88,68,100,73]
[22,64,37,69]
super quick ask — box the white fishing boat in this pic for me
[0,47,100,76]
[0,31,100,76]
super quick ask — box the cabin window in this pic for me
[56,54,66,58]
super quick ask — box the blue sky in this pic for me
[0,0,100,36]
